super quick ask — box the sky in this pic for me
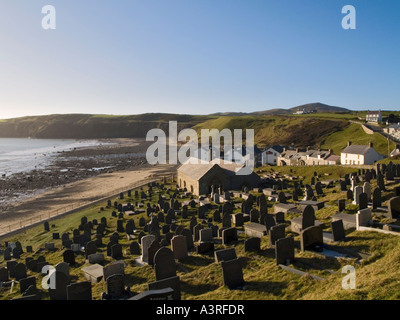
[0,0,399,119]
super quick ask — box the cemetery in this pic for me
[1,161,400,300]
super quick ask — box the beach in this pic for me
[0,138,177,230]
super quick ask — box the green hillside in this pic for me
[193,115,349,149]
[321,123,395,156]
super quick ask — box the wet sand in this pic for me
[0,138,177,230]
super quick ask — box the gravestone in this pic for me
[199,228,213,243]
[148,241,162,266]
[353,186,363,205]
[244,237,260,252]
[55,262,70,279]
[300,225,323,252]
[222,214,231,228]
[106,274,125,299]
[388,197,400,220]
[139,217,146,227]
[14,263,27,281]
[275,237,295,265]
[222,227,238,245]
[249,209,260,223]
[44,222,50,232]
[148,275,181,300]
[49,271,70,300]
[154,247,177,281]
[221,259,244,290]
[278,191,287,204]
[130,242,141,256]
[358,192,368,210]
[363,182,371,202]
[67,281,92,300]
[302,205,316,230]
[356,208,372,228]
[331,220,346,241]
[269,224,286,247]
[193,224,203,242]
[347,190,353,201]
[338,199,346,212]
[340,180,347,192]
[88,253,105,264]
[265,214,276,233]
[214,248,237,263]
[315,182,323,196]
[181,229,194,251]
[195,241,214,254]
[103,261,125,282]
[213,210,221,223]
[171,235,188,261]
[141,235,156,263]
[125,219,135,235]
[85,241,97,259]
[372,187,382,209]
[0,267,9,282]
[232,213,244,227]
[19,276,36,294]
[111,244,123,260]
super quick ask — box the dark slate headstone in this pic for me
[269,224,286,248]
[26,259,38,272]
[340,180,347,192]
[154,248,177,281]
[49,271,70,300]
[193,224,203,242]
[300,225,323,252]
[315,182,323,195]
[44,221,50,232]
[222,227,238,245]
[130,242,141,255]
[275,237,295,265]
[278,191,287,204]
[372,187,382,210]
[265,214,276,234]
[347,190,353,201]
[388,196,400,220]
[338,199,346,212]
[0,267,9,282]
[67,281,92,300]
[331,220,346,241]
[148,275,181,300]
[19,276,36,294]
[214,248,237,263]
[125,219,135,235]
[222,213,232,228]
[181,229,194,250]
[233,213,244,227]
[26,246,33,253]
[63,250,75,265]
[111,244,123,260]
[195,241,214,254]
[221,258,244,290]
[358,192,368,210]
[302,205,316,230]
[244,237,260,252]
[148,240,162,266]
[106,274,125,299]
[12,247,20,259]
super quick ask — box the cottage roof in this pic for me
[341,145,372,155]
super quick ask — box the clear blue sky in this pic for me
[0,0,399,119]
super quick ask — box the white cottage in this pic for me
[341,142,384,165]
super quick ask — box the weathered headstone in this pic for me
[269,224,286,248]
[221,259,244,290]
[275,237,295,265]
[154,247,177,281]
[67,281,92,300]
[300,225,323,252]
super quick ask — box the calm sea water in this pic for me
[0,138,104,176]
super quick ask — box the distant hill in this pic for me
[252,103,351,115]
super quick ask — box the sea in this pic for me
[0,138,106,176]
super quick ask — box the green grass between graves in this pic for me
[1,167,400,300]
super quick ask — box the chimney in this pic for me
[369,142,373,148]
[347,141,352,147]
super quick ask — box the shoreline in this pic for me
[0,138,153,212]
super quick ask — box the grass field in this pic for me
[321,123,396,156]
[1,165,400,300]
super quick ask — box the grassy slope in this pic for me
[193,115,349,149]
[2,167,400,300]
[321,123,396,156]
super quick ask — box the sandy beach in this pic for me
[0,138,178,232]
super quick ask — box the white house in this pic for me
[390,145,400,158]
[341,142,384,165]
[366,110,382,123]
[261,146,284,165]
